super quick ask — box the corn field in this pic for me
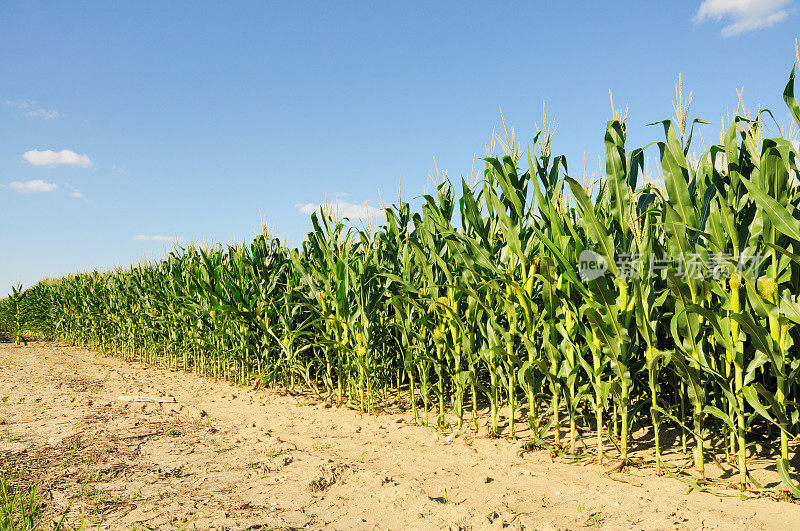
[4,67,800,494]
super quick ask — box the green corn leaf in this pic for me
[703,405,735,433]
[784,67,800,130]
[778,459,800,498]
[740,175,800,242]
[565,176,618,276]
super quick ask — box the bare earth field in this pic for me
[1,340,799,530]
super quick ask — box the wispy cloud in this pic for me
[26,109,63,119]
[111,165,128,175]
[694,0,792,37]
[23,149,93,168]
[296,198,385,220]
[64,183,85,199]
[3,100,35,109]
[133,234,182,243]
[9,180,59,193]
[3,100,64,119]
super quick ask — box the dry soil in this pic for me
[1,340,799,530]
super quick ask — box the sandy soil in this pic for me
[1,340,799,530]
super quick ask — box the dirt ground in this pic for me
[1,340,799,530]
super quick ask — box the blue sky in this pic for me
[1,0,799,294]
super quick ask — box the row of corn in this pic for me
[3,67,800,493]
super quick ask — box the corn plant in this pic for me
[4,60,800,496]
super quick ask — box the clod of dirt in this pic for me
[308,464,349,492]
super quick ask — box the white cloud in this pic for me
[25,109,63,120]
[694,0,792,37]
[3,100,34,109]
[111,165,128,175]
[64,183,85,199]
[23,149,93,168]
[3,100,63,119]
[295,199,385,220]
[133,235,182,243]
[9,180,59,193]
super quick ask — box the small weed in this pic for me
[0,472,41,529]
[584,511,604,527]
